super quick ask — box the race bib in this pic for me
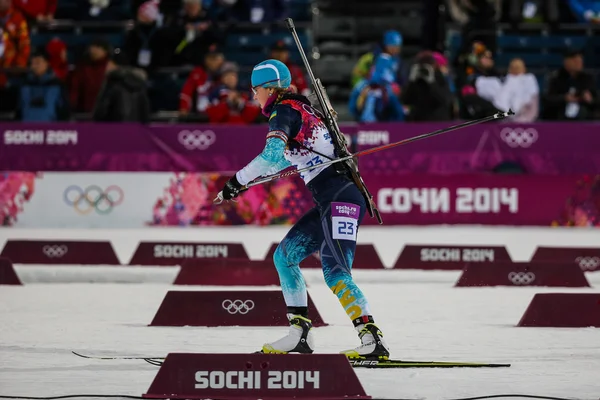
[138,48,152,67]
[331,202,360,241]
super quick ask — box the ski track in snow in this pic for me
[1,270,599,399]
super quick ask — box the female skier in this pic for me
[217,59,390,359]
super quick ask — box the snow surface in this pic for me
[1,269,600,400]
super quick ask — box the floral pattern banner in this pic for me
[151,173,314,226]
[1,172,598,227]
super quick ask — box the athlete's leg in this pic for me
[318,182,390,359]
[272,207,322,314]
[262,207,322,354]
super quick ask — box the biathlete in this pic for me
[217,59,390,359]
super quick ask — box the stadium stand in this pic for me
[0,0,598,122]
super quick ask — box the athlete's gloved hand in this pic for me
[220,174,245,201]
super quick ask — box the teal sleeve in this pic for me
[236,137,292,186]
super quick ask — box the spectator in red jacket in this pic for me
[45,37,69,81]
[0,0,31,86]
[12,0,56,22]
[270,40,309,96]
[179,46,224,116]
[69,38,111,113]
[206,61,261,124]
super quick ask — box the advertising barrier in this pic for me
[0,239,120,264]
[2,122,600,174]
[2,172,598,227]
[143,353,369,400]
[149,290,327,327]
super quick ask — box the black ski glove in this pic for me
[221,174,245,201]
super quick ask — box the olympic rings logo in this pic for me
[63,185,124,215]
[222,299,255,314]
[508,271,536,285]
[42,245,68,258]
[575,256,600,271]
[499,127,538,148]
[178,130,216,150]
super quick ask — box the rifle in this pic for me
[284,18,383,224]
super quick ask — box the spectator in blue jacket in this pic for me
[348,30,405,123]
[567,0,600,23]
[16,51,69,122]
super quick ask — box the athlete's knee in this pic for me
[323,268,343,289]
[273,243,289,271]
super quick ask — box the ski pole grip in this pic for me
[285,18,295,31]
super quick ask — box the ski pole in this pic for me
[214,109,513,204]
[247,109,513,188]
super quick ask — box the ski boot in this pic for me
[341,318,390,360]
[261,314,315,354]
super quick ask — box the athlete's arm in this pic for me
[236,105,299,185]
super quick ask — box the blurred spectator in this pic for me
[170,0,220,66]
[179,46,224,116]
[349,30,405,123]
[455,41,499,91]
[348,80,404,123]
[475,58,539,122]
[0,0,31,85]
[352,30,404,88]
[12,0,56,23]
[505,0,559,24]
[448,0,501,54]
[89,0,110,17]
[348,36,405,124]
[433,51,460,117]
[124,0,171,70]
[402,51,454,121]
[16,51,69,121]
[206,61,260,124]
[92,50,151,123]
[270,40,309,96]
[543,50,598,120]
[566,0,600,23]
[45,37,68,82]
[246,0,288,23]
[454,41,502,118]
[69,38,111,113]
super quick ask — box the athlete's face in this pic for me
[252,86,273,108]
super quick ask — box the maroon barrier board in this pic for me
[265,243,384,269]
[174,259,281,286]
[0,240,119,264]
[455,262,590,287]
[150,290,327,327]
[518,293,600,327]
[531,247,600,272]
[394,245,511,270]
[143,353,370,399]
[0,257,21,285]
[128,242,249,266]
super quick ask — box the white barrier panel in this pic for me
[16,173,172,228]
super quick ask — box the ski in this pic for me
[348,358,511,369]
[72,351,164,362]
[72,351,510,369]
